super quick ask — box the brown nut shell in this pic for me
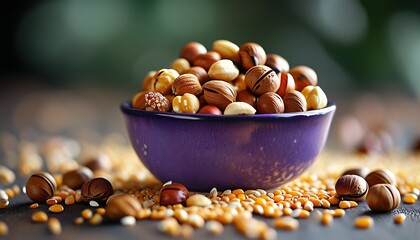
[202,80,237,111]
[172,74,202,96]
[62,167,93,190]
[256,92,284,114]
[283,90,307,112]
[335,175,368,201]
[160,183,190,206]
[366,184,401,212]
[180,42,207,63]
[81,177,114,202]
[245,65,280,96]
[365,169,396,187]
[132,92,147,110]
[185,66,210,85]
[239,42,267,71]
[265,54,289,73]
[289,65,318,91]
[276,73,295,97]
[26,172,57,202]
[198,105,222,115]
[236,89,257,109]
[83,154,112,173]
[193,51,221,71]
[106,193,142,220]
[341,167,369,179]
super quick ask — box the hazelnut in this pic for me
[224,102,256,115]
[208,59,240,82]
[151,69,179,95]
[301,86,328,110]
[159,183,189,206]
[185,66,210,85]
[141,71,156,92]
[265,54,289,73]
[341,167,369,178]
[62,167,93,190]
[256,92,284,114]
[172,58,190,74]
[202,80,237,111]
[144,92,170,112]
[180,42,207,63]
[26,172,57,202]
[193,51,221,71]
[239,42,267,71]
[212,39,240,63]
[172,93,200,114]
[283,90,307,112]
[232,74,246,91]
[276,73,295,97]
[366,184,401,212]
[365,169,396,187]
[83,153,112,173]
[131,92,147,110]
[81,177,114,203]
[198,105,222,115]
[172,74,202,96]
[236,89,257,108]
[245,65,280,96]
[335,175,369,201]
[289,65,318,91]
[106,193,142,220]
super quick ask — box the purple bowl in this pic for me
[121,102,336,191]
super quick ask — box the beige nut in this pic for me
[202,80,237,111]
[301,86,328,110]
[172,93,200,113]
[152,69,179,95]
[224,102,256,115]
[212,40,240,63]
[141,71,157,92]
[232,74,246,91]
[208,59,240,82]
[132,92,147,110]
[172,74,202,96]
[172,58,190,74]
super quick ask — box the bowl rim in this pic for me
[121,101,336,120]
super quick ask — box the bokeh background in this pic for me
[1,0,420,154]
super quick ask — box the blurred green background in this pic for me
[1,0,420,151]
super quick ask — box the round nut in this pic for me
[160,183,190,206]
[302,86,328,110]
[341,167,369,179]
[236,89,257,109]
[335,175,369,201]
[208,59,240,82]
[81,177,114,202]
[224,102,256,115]
[172,58,190,74]
[198,105,222,115]
[366,184,401,212]
[283,90,307,112]
[239,42,267,71]
[365,169,396,187]
[212,39,240,63]
[106,193,142,220]
[172,93,200,114]
[289,65,318,91]
[151,69,179,95]
[245,65,280,96]
[276,73,295,97]
[26,172,57,203]
[232,74,246,91]
[172,74,202,96]
[141,71,156,92]
[83,153,112,173]
[256,92,284,114]
[62,167,94,190]
[185,66,210,85]
[132,92,147,110]
[193,51,221,71]
[180,42,207,63]
[202,80,237,111]
[265,54,289,73]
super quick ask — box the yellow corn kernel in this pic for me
[32,211,48,223]
[403,193,418,204]
[48,217,61,235]
[349,201,358,207]
[333,209,346,218]
[321,213,333,226]
[274,217,299,231]
[48,204,64,213]
[354,216,374,229]
[339,201,351,209]
[394,213,406,224]
[328,196,339,205]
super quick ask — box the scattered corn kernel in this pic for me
[48,217,61,235]
[82,209,93,220]
[274,217,299,231]
[339,201,351,209]
[321,213,333,226]
[349,201,358,207]
[0,199,9,209]
[0,221,8,236]
[89,213,103,225]
[403,193,418,204]
[32,211,48,223]
[46,199,58,205]
[205,220,224,235]
[354,216,374,229]
[29,203,39,209]
[74,217,84,225]
[96,208,106,215]
[49,204,64,213]
[394,213,406,224]
[64,195,75,205]
[333,209,346,217]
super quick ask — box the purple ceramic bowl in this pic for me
[121,102,336,191]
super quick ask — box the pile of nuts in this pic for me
[132,40,328,115]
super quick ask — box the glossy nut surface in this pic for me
[208,59,240,82]
[276,73,295,97]
[245,65,280,96]
[185,66,210,85]
[172,94,200,114]
[289,65,318,91]
[302,86,328,110]
[62,167,93,190]
[180,42,207,63]
[283,91,307,112]
[106,193,142,220]
[366,184,401,212]
[365,169,396,187]
[151,69,179,95]
[159,183,190,206]
[26,172,57,202]
[265,54,289,73]
[239,42,267,71]
[172,74,202,96]
[224,102,256,115]
[236,89,257,109]
[202,80,237,111]
[335,175,368,201]
[212,39,240,63]
[256,92,284,114]
[81,177,114,202]
[193,51,221,71]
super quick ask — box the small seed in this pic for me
[32,211,48,223]
[0,199,9,208]
[89,213,103,225]
[89,200,100,207]
[332,209,346,217]
[157,218,180,236]
[121,216,136,226]
[188,213,205,228]
[49,204,64,213]
[403,193,418,204]
[74,217,84,225]
[291,209,310,219]
[274,217,299,230]
[46,199,58,205]
[81,209,93,220]
[303,201,314,211]
[5,189,14,198]
[321,199,331,208]
[0,221,8,236]
[354,216,374,229]
[349,201,358,207]
[48,217,61,235]
[180,224,194,238]
[205,220,223,235]
[65,195,75,205]
[261,227,277,240]
[339,201,351,209]
[328,196,339,205]
[30,203,39,209]
[283,207,293,216]
[12,185,21,195]
[321,213,333,226]
[96,208,106,215]
[186,194,212,207]
[0,190,8,200]
[394,213,406,224]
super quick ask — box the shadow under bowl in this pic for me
[121,102,336,191]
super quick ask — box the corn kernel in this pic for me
[339,201,351,209]
[403,193,418,204]
[32,211,48,223]
[49,204,64,213]
[274,217,299,231]
[48,217,61,235]
[394,213,406,224]
[321,213,333,226]
[354,216,374,229]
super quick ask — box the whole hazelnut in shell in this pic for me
[335,175,369,201]
[256,92,284,114]
[366,184,401,212]
[245,65,280,96]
